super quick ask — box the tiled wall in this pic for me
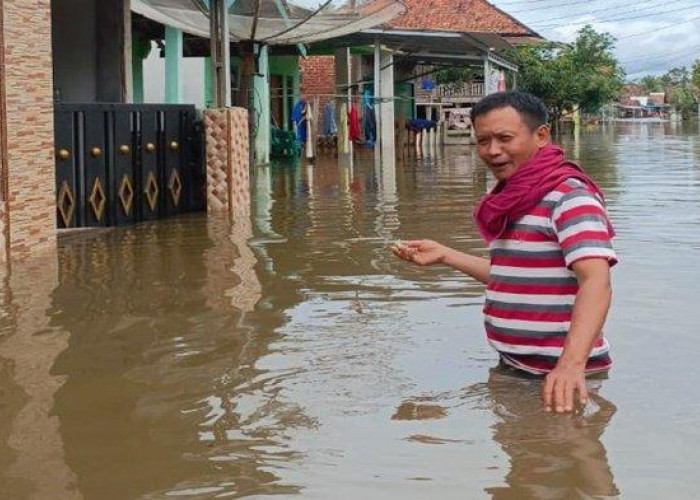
[203,107,251,219]
[0,0,58,262]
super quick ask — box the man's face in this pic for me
[474,106,549,182]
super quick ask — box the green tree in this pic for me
[691,59,700,97]
[638,75,662,94]
[654,65,698,120]
[508,25,625,126]
[661,66,690,88]
[670,87,696,120]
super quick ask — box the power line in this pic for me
[495,0,605,6]
[507,0,658,16]
[624,51,699,74]
[531,3,700,29]
[622,45,700,66]
[623,50,699,66]
[617,13,700,39]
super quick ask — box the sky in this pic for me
[489,0,700,80]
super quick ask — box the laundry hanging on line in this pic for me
[362,90,376,148]
[322,101,338,137]
[348,104,361,142]
[291,100,308,144]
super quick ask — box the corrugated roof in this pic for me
[131,0,407,44]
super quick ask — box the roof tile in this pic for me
[388,0,539,37]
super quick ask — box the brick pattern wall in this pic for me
[301,56,336,97]
[1,0,57,261]
[300,56,336,137]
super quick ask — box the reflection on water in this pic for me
[2,122,700,498]
[0,255,78,499]
[394,366,618,499]
[0,216,314,499]
[482,368,618,499]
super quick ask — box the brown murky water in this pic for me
[2,122,700,499]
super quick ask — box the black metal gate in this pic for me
[54,103,206,229]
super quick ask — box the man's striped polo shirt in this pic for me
[484,178,617,375]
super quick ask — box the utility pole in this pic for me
[210,0,231,108]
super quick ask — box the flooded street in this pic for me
[2,122,700,499]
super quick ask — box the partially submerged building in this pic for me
[0,0,404,262]
[299,0,542,148]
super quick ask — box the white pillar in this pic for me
[427,105,436,156]
[379,48,395,162]
[484,58,494,96]
[254,45,271,165]
[374,41,381,153]
[335,47,354,168]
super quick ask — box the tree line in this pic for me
[634,65,700,120]
[508,25,699,123]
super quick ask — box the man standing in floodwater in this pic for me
[393,91,617,414]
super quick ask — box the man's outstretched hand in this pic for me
[392,240,450,267]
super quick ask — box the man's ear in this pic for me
[536,125,551,147]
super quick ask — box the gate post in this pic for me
[203,107,250,219]
[0,0,57,264]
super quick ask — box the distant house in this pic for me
[649,93,667,106]
[615,88,670,119]
[301,0,544,117]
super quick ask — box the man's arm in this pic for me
[393,240,491,285]
[443,248,491,285]
[542,258,612,413]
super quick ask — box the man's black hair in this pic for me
[471,91,549,130]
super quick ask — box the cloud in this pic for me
[548,18,700,78]
[492,0,700,78]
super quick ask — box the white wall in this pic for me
[143,42,206,108]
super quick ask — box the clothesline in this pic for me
[290,94,378,158]
[268,90,414,102]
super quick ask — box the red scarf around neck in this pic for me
[474,144,614,243]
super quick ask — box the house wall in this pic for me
[51,0,131,103]
[51,0,98,102]
[143,43,206,108]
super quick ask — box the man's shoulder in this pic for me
[556,178,590,194]
[546,178,602,204]
[540,178,587,204]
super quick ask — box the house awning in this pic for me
[131,0,407,45]
[310,28,518,71]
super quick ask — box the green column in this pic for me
[292,70,301,102]
[204,57,214,108]
[254,44,271,165]
[132,55,145,104]
[282,76,289,131]
[165,26,183,104]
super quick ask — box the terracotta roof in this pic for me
[387,0,542,38]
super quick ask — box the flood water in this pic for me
[2,122,700,499]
